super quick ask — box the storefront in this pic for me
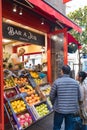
[0,0,82,130]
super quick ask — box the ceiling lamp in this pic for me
[19,7,23,15]
[41,18,44,25]
[13,4,17,12]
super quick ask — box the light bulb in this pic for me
[13,4,17,12]
[19,8,23,15]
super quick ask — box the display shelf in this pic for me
[4,70,53,130]
[4,103,35,130]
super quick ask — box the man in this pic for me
[50,65,81,130]
[8,48,28,70]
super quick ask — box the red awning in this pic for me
[63,0,72,4]
[28,0,82,33]
[68,33,82,49]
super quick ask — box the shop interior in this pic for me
[3,18,53,130]
[3,18,48,73]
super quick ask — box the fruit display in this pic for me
[25,93,41,106]
[17,112,33,128]
[4,87,18,99]
[35,103,50,117]
[10,99,26,113]
[19,85,35,95]
[41,87,51,96]
[4,77,16,89]
[14,77,28,86]
[40,84,51,96]
[4,71,52,129]
[30,71,39,78]
[34,78,42,85]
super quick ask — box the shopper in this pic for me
[50,65,81,130]
[74,71,87,130]
[8,48,28,70]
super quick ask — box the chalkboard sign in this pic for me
[3,22,45,46]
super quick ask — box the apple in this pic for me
[24,113,30,118]
[20,115,25,120]
[24,122,28,128]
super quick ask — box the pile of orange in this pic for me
[14,78,28,86]
[19,86,35,95]
[25,94,40,106]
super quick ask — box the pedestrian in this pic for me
[74,71,87,130]
[50,65,81,130]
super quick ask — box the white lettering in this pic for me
[28,32,37,40]
[7,26,22,36]
[23,32,27,37]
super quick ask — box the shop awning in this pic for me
[63,0,72,4]
[68,33,82,53]
[27,0,82,33]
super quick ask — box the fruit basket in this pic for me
[4,87,19,100]
[18,84,35,95]
[40,84,51,96]
[23,86,46,107]
[30,71,39,79]
[5,102,35,130]
[34,101,52,119]
[16,110,35,129]
[14,77,28,87]
[9,96,27,114]
[24,93,41,106]
[4,76,16,89]
[34,78,42,85]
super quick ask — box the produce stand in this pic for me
[4,70,53,130]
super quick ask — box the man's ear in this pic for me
[61,70,63,75]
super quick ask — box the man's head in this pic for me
[61,65,71,75]
[18,48,25,56]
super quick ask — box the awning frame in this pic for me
[28,0,82,33]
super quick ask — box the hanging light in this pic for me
[19,7,23,15]
[13,4,17,12]
[41,18,44,25]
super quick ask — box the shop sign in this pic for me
[3,22,45,46]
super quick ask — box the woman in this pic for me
[75,71,87,130]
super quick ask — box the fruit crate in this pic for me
[29,71,39,79]
[17,84,35,96]
[34,78,43,86]
[8,95,28,114]
[30,101,52,120]
[23,86,46,107]
[14,109,35,129]
[14,77,28,87]
[4,103,21,130]
[4,86,19,101]
[39,83,51,96]
[4,102,35,130]
[4,76,16,89]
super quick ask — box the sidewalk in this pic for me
[5,112,64,130]
[26,112,64,130]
